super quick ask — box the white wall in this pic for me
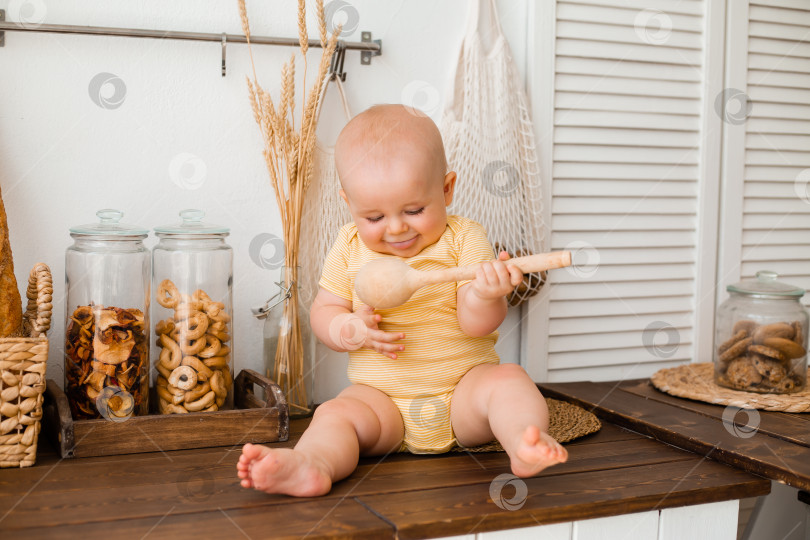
[0,0,528,402]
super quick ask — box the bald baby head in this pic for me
[335,104,448,195]
[333,105,457,257]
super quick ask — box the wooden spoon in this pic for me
[355,250,572,309]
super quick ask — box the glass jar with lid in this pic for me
[64,209,150,420]
[714,271,808,394]
[152,209,233,414]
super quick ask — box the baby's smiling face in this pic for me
[336,105,456,258]
[340,154,454,258]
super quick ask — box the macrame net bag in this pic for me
[440,0,546,306]
[299,76,353,308]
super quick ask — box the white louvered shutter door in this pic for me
[719,0,810,306]
[526,0,725,382]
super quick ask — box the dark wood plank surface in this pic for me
[0,424,637,499]
[359,458,768,540]
[620,379,810,447]
[0,406,769,539]
[540,379,810,491]
[0,430,679,529]
[7,498,394,540]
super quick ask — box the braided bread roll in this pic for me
[0,185,22,337]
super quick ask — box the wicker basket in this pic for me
[0,263,53,467]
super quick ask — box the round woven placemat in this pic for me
[651,363,810,412]
[452,398,602,453]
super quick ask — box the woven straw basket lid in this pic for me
[651,363,810,413]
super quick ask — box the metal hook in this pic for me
[221,32,227,77]
[329,40,347,82]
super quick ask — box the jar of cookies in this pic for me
[715,271,808,394]
[64,209,150,420]
[152,210,233,414]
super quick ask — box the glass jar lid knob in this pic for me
[96,209,124,224]
[756,270,778,282]
[179,209,205,223]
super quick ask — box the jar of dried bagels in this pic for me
[152,210,233,414]
[714,271,808,394]
[64,209,150,420]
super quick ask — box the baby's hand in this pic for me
[329,306,405,359]
[470,251,523,301]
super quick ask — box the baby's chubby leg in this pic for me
[451,364,568,477]
[237,384,404,496]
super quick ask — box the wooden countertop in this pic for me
[539,378,810,492]
[0,396,769,539]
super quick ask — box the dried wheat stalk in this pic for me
[239,0,340,414]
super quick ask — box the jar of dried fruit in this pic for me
[715,271,808,394]
[64,209,150,420]
[152,210,233,414]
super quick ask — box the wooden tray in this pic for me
[42,369,289,458]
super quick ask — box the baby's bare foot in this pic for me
[237,443,332,496]
[510,426,568,477]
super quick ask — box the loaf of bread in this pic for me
[0,185,23,337]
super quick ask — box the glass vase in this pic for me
[262,266,314,417]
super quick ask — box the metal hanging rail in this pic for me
[0,10,382,77]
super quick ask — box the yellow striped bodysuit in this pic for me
[319,215,499,453]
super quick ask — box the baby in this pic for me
[238,104,567,496]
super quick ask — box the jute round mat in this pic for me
[651,362,810,413]
[452,398,602,453]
